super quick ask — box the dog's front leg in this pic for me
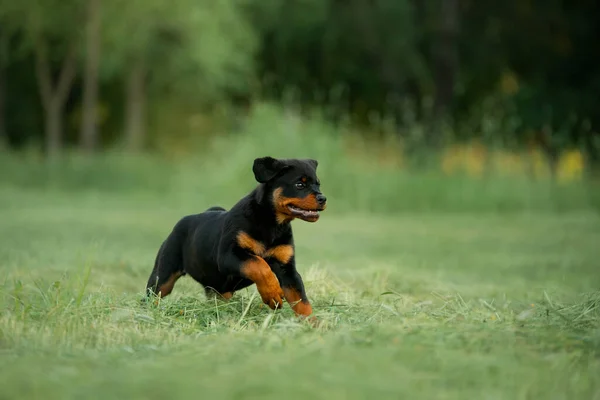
[266,251,313,317]
[277,268,313,317]
[218,250,284,309]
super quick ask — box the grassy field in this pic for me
[1,105,599,399]
[1,182,599,399]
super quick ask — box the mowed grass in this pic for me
[0,185,599,400]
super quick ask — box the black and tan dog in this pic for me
[145,156,326,318]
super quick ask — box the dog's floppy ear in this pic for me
[305,159,318,170]
[253,157,289,183]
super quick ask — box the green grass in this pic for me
[1,184,599,399]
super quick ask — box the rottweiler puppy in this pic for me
[145,156,327,318]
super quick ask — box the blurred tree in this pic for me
[80,0,102,152]
[33,39,79,160]
[0,0,598,163]
[248,0,422,127]
[0,0,83,159]
[248,0,600,159]
[0,30,6,148]
[101,0,161,151]
[431,0,459,119]
[456,0,600,165]
[102,0,257,151]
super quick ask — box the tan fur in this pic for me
[236,231,294,264]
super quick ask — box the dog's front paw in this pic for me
[258,285,284,310]
[263,293,284,310]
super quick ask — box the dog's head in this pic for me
[253,156,327,223]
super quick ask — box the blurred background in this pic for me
[0,0,599,212]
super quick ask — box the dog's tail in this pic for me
[144,241,166,299]
[205,206,226,212]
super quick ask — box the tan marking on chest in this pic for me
[265,245,294,264]
[236,232,294,264]
[237,231,265,255]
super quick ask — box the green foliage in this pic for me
[0,0,83,56]
[1,103,598,213]
[2,0,599,154]
[249,0,423,115]
[102,0,256,98]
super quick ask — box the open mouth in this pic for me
[287,205,322,220]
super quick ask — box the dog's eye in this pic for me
[295,182,305,189]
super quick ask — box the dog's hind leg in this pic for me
[204,287,234,300]
[146,234,185,299]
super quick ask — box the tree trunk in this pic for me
[80,0,102,152]
[432,0,459,118]
[124,58,146,152]
[46,103,63,160]
[33,38,78,160]
[0,32,7,149]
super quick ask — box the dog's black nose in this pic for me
[316,194,327,205]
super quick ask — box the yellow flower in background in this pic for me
[440,143,487,178]
[492,150,526,177]
[440,144,586,181]
[466,142,487,178]
[500,71,520,96]
[557,150,585,182]
[441,145,462,176]
[529,148,551,179]
[376,139,405,169]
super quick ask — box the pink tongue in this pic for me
[289,205,318,218]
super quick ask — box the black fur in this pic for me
[145,157,326,316]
